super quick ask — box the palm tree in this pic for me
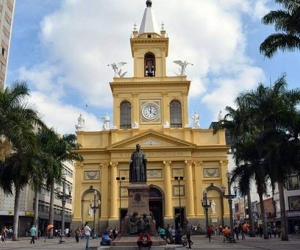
[0,82,46,240]
[217,75,300,241]
[260,0,300,58]
[218,104,270,239]
[36,127,83,237]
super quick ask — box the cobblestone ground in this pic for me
[0,234,299,250]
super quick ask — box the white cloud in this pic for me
[11,0,270,133]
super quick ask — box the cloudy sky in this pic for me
[6,0,300,135]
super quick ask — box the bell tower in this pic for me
[130,0,169,78]
[110,0,190,130]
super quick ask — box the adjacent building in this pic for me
[0,161,74,236]
[0,0,15,91]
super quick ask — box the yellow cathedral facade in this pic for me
[73,0,230,233]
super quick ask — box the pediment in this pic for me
[107,130,196,151]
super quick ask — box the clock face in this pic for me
[142,103,159,120]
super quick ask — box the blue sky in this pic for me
[6,0,300,134]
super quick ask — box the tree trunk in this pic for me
[278,181,288,241]
[49,180,55,238]
[247,190,255,237]
[34,189,39,234]
[12,183,21,241]
[258,188,268,239]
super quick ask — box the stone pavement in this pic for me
[0,234,300,250]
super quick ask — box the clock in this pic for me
[141,102,159,120]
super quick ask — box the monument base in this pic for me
[121,183,157,236]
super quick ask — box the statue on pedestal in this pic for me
[130,144,147,183]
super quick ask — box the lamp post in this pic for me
[201,189,211,230]
[174,176,184,228]
[56,169,72,244]
[221,172,237,243]
[116,176,125,229]
[90,190,101,239]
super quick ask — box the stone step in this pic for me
[95,246,182,250]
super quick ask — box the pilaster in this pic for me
[100,163,109,220]
[163,160,172,218]
[185,160,195,217]
[194,161,204,216]
[110,162,119,219]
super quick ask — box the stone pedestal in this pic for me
[111,183,165,246]
[211,214,218,225]
[127,183,150,215]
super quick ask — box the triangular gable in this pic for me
[107,129,196,151]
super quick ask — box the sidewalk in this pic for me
[0,234,300,250]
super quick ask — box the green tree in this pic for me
[0,82,46,240]
[217,75,300,241]
[218,103,269,239]
[260,0,300,58]
[36,127,83,237]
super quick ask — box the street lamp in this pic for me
[90,190,101,238]
[201,189,211,230]
[221,172,237,243]
[174,176,184,228]
[56,169,72,244]
[116,176,125,229]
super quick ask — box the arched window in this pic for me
[120,101,131,129]
[144,52,155,77]
[170,100,182,128]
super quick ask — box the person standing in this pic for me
[1,226,8,242]
[29,225,37,244]
[75,227,80,243]
[84,222,92,250]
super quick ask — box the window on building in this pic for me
[288,196,300,210]
[287,175,299,190]
[120,101,131,129]
[1,47,6,57]
[144,52,155,77]
[170,100,182,128]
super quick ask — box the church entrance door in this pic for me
[149,187,164,229]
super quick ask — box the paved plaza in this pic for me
[0,234,300,250]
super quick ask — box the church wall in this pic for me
[77,129,227,150]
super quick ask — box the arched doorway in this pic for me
[149,186,164,228]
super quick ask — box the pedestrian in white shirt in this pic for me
[84,222,91,250]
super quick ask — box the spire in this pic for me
[139,0,159,34]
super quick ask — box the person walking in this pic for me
[44,223,54,242]
[207,226,213,242]
[84,222,91,250]
[186,220,193,250]
[29,225,37,244]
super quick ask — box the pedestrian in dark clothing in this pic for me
[207,226,213,242]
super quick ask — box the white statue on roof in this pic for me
[108,62,127,78]
[192,111,200,128]
[102,113,110,131]
[173,60,193,76]
[218,110,223,121]
[75,114,85,131]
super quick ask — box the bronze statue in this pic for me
[130,144,147,182]
[128,212,139,234]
